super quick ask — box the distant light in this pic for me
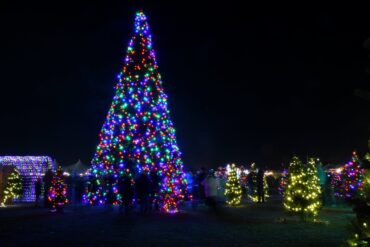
[336,168,343,174]
[264,171,274,176]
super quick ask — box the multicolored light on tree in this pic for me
[86,11,187,213]
[1,167,23,206]
[330,167,344,199]
[48,167,68,211]
[278,169,288,195]
[341,151,365,202]
[0,156,55,202]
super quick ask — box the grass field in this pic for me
[0,200,354,247]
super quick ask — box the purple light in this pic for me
[0,156,55,202]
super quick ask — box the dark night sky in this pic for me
[0,2,370,169]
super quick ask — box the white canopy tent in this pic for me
[63,159,90,177]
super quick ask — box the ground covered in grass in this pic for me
[0,200,354,247]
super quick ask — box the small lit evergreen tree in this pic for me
[225,164,242,205]
[1,167,23,206]
[284,156,321,218]
[341,152,365,203]
[305,158,322,215]
[48,167,68,212]
[343,146,370,246]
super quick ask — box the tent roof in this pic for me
[64,159,90,174]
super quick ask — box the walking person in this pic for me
[35,177,42,207]
[257,167,265,203]
[118,174,134,216]
[135,171,150,214]
[196,167,207,204]
[149,170,160,212]
[201,169,218,212]
[43,169,53,208]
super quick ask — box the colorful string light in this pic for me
[278,169,288,195]
[85,11,187,213]
[0,156,55,202]
[48,167,68,211]
[341,151,364,202]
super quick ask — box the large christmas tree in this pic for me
[86,11,187,213]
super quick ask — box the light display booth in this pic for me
[0,156,55,202]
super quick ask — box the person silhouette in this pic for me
[43,169,53,208]
[35,178,42,207]
[257,168,265,203]
[149,170,160,211]
[135,171,150,214]
[118,174,134,216]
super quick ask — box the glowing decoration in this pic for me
[363,171,370,203]
[341,152,365,202]
[225,164,242,205]
[247,163,269,202]
[278,169,288,195]
[284,156,322,218]
[48,167,68,212]
[85,11,187,213]
[365,139,370,162]
[264,171,274,176]
[344,152,370,246]
[0,156,55,202]
[344,200,370,247]
[1,167,23,206]
[330,167,343,199]
[305,158,322,215]
[336,167,344,174]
